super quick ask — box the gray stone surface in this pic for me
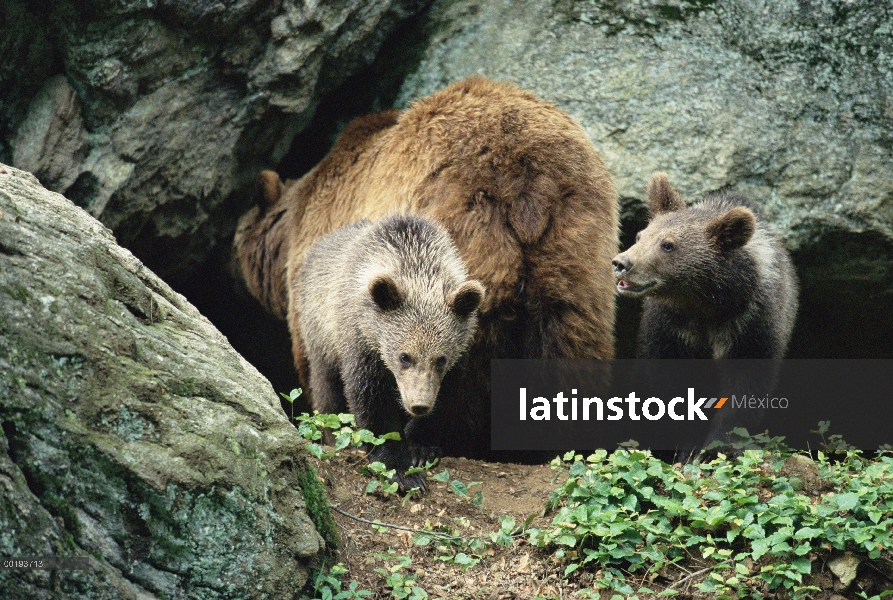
[2,0,428,283]
[828,553,861,588]
[394,0,893,357]
[0,164,323,599]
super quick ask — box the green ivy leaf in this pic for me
[451,480,468,497]
[500,515,516,534]
[791,557,812,575]
[793,526,823,540]
[334,431,352,451]
[832,492,860,511]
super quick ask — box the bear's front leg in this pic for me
[403,415,444,466]
[342,352,431,492]
[366,440,440,493]
[306,357,348,445]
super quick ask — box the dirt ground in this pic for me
[311,449,893,599]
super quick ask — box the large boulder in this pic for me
[0,164,327,599]
[392,0,893,358]
[1,0,429,283]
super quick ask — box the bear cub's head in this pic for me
[363,225,485,418]
[612,172,757,299]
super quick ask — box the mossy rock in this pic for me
[0,165,324,599]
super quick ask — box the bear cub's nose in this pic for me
[612,256,632,274]
[409,404,431,416]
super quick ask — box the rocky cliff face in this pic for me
[1,0,889,403]
[0,165,325,599]
[1,0,428,284]
[390,0,893,358]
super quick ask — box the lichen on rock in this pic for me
[0,164,325,599]
[2,0,430,284]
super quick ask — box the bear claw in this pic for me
[395,470,428,493]
[409,444,442,468]
[367,441,441,493]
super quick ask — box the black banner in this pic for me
[491,360,893,452]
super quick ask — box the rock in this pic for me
[12,76,88,192]
[780,454,824,494]
[0,164,327,599]
[392,0,893,358]
[3,0,429,283]
[828,554,861,588]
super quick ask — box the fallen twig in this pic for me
[664,558,734,591]
[330,504,466,541]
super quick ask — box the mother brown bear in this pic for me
[233,77,618,459]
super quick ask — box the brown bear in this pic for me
[612,172,798,360]
[233,77,619,459]
[612,173,798,454]
[297,214,484,490]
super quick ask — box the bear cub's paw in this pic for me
[367,441,442,493]
[408,442,442,468]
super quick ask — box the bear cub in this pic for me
[612,172,798,359]
[296,214,485,491]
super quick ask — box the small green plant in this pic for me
[489,513,536,547]
[286,397,401,461]
[280,387,303,423]
[529,446,893,599]
[285,399,449,496]
[363,461,399,495]
[408,512,492,570]
[425,468,484,509]
[704,426,791,453]
[812,420,858,454]
[301,563,373,600]
[449,478,483,509]
[374,551,428,599]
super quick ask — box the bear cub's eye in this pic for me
[435,356,447,370]
[399,353,413,367]
[635,232,642,243]
[660,241,676,252]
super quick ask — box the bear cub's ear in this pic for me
[707,206,756,252]
[646,172,685,218]
[369,274,404,311]
[448,280,485,317]
[254,170,283,212]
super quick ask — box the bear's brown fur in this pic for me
[612,172,797,360]
[612,172,798,454]
[233,77,619,458]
